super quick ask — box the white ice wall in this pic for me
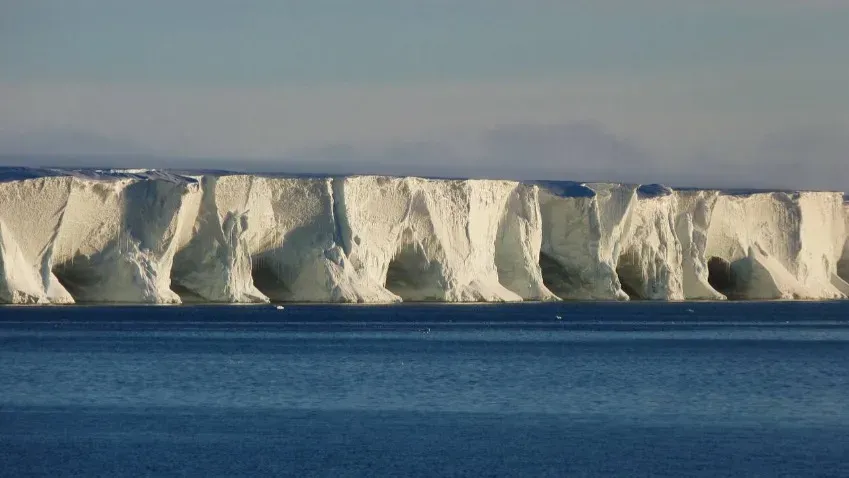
[1,168,848,304]
[705,192,847,299]
[0,172,200,304]
[211,175,395,302]
[0,177,74,303]
[835,199,849,290]
[51,176,198,303]
[171,175,267,303]
[618,186,685,300]
[675,191,725,300]
[536,184,849,301]
[339,176,530,302]
[494,184,558,301]
[538,183,636,300]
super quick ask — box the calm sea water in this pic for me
[1,302,848,477]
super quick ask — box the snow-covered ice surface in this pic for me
[0,167,847,304]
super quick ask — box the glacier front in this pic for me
[1,168,847,304]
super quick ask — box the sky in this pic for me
[1,0,848,189]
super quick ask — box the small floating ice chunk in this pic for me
[276,305,285,310]
[555,315,563,320]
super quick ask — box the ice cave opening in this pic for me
[707,257,738,298]
[537,252,574,298]
[251,257,290,301]
[384,243,443,301]
[168,257,203,302]
[51,261,96,303]
[838,242,849,283]
[169,282,205,303]
[615,252,646,300]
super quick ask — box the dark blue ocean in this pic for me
[2,302,848,477]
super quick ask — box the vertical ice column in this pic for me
[0,176,74,304]
[339,176,524,302]
[494,184,558,301]
[51,175,198,303]
[170,175,268,303]
[538,182,636,300]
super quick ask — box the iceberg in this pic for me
[0,167,847,304]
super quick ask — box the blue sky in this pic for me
[1,0,848,188]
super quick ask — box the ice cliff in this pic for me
[1,168,847,304]
[0,171,198,304]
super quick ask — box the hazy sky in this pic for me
[1,0,848,188]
